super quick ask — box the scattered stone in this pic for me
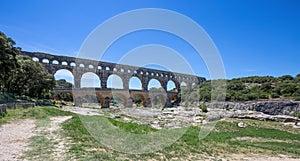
[238,122,247,128]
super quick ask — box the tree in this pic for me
[55,79,73,88]
[295,74,300,83]
[8,55,55,98]
[0,32,20,93]
[278,75,294,82]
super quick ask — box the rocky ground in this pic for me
[63,105,300,130]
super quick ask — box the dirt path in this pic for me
[47,116,72,160]
[0,119,35,161]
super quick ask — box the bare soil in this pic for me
[0,119,35,161]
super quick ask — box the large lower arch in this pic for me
[150,94,167,108]
[111,93,127,107]
[54,69,74,86]
[107,74,123,89]
[81,72,101,88]
[167,80,177,92]
[148,78,162,91]
[129,76,142,90]
[131,93,147,107]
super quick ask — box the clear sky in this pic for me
[1,0,299,80]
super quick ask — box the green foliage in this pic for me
[294,113,300,118]
[198,104,208,112]
[61,116,300,159]
[0,31,20,93]
[0,106,73,125]
[192,75,300,102]
[55,79,73,88]
[55,92,73,102]
[0,31,55,100]
[8,55,55,98]
[133,94,142,107]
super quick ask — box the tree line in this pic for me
[180,75,300,103]
[0,31,54,100]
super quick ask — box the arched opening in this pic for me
[82,94,100,108]
[180,82,187,87]
[54,69,74,88]
[107,74,123,89]
[81,72,101,88]
[52,60,59,65]
[148,78,162,91]
[167,80,177,92]
[32,57,39,62]
[150,94,167,108]
[132,94,146,107]
[111,93,126,107]
[42,59,49,63]
[70,62,76,67]
[129,76,142,90]
[62,61,68,66]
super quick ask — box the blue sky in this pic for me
[1,0,299,81]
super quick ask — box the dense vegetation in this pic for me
[193,75,300,102]
[55,79,73,88]
[0,31,55,100]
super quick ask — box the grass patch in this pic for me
[61,116,300,160]
[0,106,74,125]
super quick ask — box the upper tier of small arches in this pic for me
[32,57,199,81]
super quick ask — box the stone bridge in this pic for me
[21,51,206,108]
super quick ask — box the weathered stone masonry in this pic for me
[21,51,206,108]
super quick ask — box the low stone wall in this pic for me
[205,101,300,116]
[0,104,7,117]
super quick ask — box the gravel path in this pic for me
[0,119,35,161]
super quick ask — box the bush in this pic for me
[198,104,208,113]
[293,113,300,118]
[295,97,300,101]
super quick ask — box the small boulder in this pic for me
[238,122,247,128]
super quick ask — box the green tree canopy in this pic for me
[0,31,20,92]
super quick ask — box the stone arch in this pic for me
[32,57,39,62]
[150,93,167,108]
[129,76,142,90]
[70,62,76,67]
[83,94,100,104]
[54,69,74,86]
[52,60,59,65]
[180,82,187,87]
[147,78,162,91]
[81,72,101,88]
[111,93,127,107]
[167,80,177,92]
[107,74,123,89]
[62,61,68,66]
[131,93,147,107]
[42,58,49,63]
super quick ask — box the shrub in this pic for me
[293,113,300,118]
[198,104,208,113]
